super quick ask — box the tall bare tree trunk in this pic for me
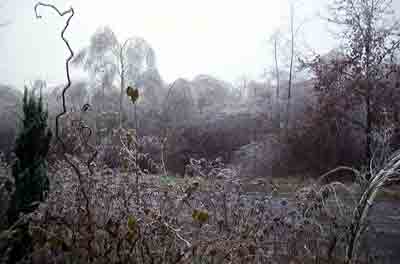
[286,2,294,138]
[274,36,280,131]
[102,82,105,113]
[366,92,372,162]
[119,53,125,129]
[273,33,282,174]
[364,3,373,164]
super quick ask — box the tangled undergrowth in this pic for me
[0,106,396,263]
[0,138,385,263]
[184,157,236,179]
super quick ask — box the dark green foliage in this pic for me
[7,86,52,225]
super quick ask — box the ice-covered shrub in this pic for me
[185,157,236,180]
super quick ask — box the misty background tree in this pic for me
[72,26,158,128]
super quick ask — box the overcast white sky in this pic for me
[0,0,383,89]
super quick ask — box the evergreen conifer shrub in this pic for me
[8,86,52,224]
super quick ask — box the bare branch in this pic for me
[317,166,361,185]
[34,2,74,147]
[34,2,94,225]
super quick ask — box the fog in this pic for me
[0,0,335,88]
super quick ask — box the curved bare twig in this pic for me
[34,2,74,151]
[35,2,97,176]
[34,3,94,226]
[317,166,361,185]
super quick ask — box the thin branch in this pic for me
[34,2,93,224]
[317,166,361,185]
[34,2,74,149]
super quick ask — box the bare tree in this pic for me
[286,1,295,136]
[72,26,156,128]
[270,30,282,131]
[235,75,248,101]
[269,0,307,137]
[310,0,400,163]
